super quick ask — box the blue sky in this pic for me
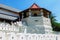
[0,0,60,23]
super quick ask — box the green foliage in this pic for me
[50,13,60,31]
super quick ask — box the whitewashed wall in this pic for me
[0,22,19,32]
[22,16,52,34]
[0,32,60,40]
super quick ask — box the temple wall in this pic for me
[0,22,19,32]
[0,32,60,40]
[22,16,52,34]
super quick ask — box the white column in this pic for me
[40,9,43,16]
[47,12,49,18]
[29,10,31,17]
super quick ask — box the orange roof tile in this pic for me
[30,3,40,9]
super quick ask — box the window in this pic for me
[2,28,3,29]
[12,37,14,39]
[0,37,2,39]
[35,20,38,22]
[21,37,23,39]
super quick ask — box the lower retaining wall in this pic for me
[0,32,60,40]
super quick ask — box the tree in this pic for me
[50,13,60,31]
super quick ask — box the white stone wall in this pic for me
[42,17,52,34]
[43,17,51,26]
[0,32,60,40]
[22,16,52,34]
[22,16,45,34]
[25,16,44,26]
[0,22,19,32]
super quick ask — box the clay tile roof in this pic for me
[30,3,40,9]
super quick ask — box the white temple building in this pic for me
[0,3,60,40]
